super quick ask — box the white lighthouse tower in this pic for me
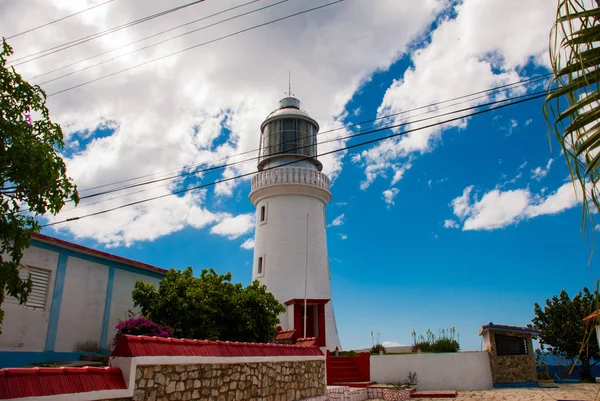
[250,96,342,351]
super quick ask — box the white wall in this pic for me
[370,352,493,390]
[54,256,109,352]
[0,247,59,351]
[106,269,161,351]
[252,190,342,351]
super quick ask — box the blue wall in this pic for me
[0,239,166,368]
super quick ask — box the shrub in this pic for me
[430,338,460,353]
[370,343,386,354]
[411,327,460,353]
[113,316,173,345]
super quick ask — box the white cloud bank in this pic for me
[353,0,555,189]
[447,181,582,231]
[2,0,445,246]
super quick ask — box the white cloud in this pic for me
[382,188,399,208]
[449,181,582,231]
[329,213,345,227]
[356,0,555,188]
[5,0,445,246]
[210,214,254,240]
[531,158,554,181]
[338,233,348,240]
[443,219,459,229]
[382,341,404,347]
[240,237,255,250]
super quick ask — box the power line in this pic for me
[49,88,549,216]
[41,91,547,228]
[27,0,261,82]
[45,0,346,97]
[9,0,208,66]
[16,74,550,216]
[5,0,116,40]
[74,74,550,194]
[36,0,291,86]
[76,89,548,203]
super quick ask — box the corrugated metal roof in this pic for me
[296,338,318,347]
[112,335,323,357]
[274,330,296,341]
[32,233,168,275]
[0,367,126,399]
[478,323,541,336]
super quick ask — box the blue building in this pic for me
[0,233,167,368]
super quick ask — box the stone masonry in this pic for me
[487,332,537,384]
[132,361,326,401]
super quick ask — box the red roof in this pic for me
[296,338,318,347]
[0,367,126,399]
[274,330,296,341]
[32,233,168,275]
[112,335,323,357]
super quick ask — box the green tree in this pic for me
[132,267,285,343]
[544,0,600,226]
[532,287,599,380]
[0,39,78,333]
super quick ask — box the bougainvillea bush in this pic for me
[113,316,173,345]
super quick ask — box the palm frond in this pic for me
[544,0,600,239]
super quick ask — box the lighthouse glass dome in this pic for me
[258,97,319,170]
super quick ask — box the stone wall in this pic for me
[132,361,325,401]
[487,332,537,383]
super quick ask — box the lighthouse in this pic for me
[249,96,342,351]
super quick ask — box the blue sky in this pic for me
[4,0,592,351]
[47,64,596,352]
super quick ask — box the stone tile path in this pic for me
[404,384,600,401]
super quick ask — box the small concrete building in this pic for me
[480,323,541,387]
[0,233,167,368]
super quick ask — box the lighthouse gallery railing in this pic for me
[251,167,330,192]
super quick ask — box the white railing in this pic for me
[251,167,330,192]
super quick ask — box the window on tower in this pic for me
[260,205,266,222]
[257,256,263,275]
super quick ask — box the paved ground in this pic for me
[411,384,600,401]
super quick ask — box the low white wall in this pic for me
[370,352,493,390]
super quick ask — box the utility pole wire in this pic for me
[71,74,553,193]
[45,0,346,97]
[26,0,261,82]
[9,0,207,66]
[40,91,546,228]
[17,75,550,216]
[6,0,116,40]
[36,0,291,86]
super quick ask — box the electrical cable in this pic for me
[9,0,207,66]
[45,0,346,97]
[26,0,261,82]
[5,0,116,40]
[16,74,551,215]
[48,88,550,216]
[40,90,547,227]
[74,73,553,194]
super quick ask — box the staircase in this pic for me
[326,353,375,388]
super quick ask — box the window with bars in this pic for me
[5,266,51,310]
[495,334,528,356]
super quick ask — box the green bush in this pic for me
[430,338,460,353]
[411,327,460,353]
[370,343,386,354]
